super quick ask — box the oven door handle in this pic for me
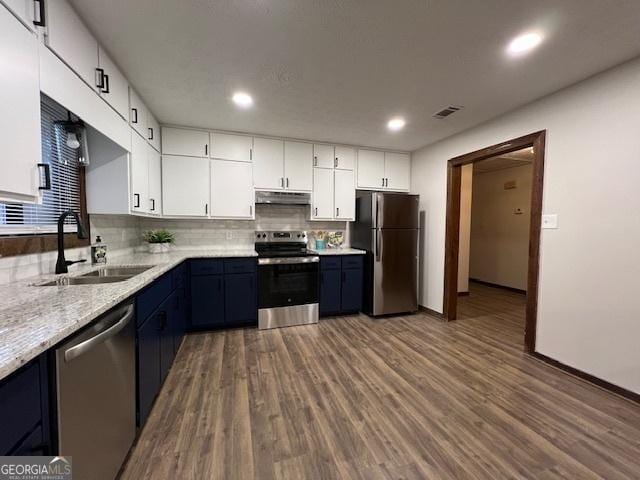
[258,256,319,265]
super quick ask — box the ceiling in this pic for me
[474,148,533,174]
[68,0,640,151]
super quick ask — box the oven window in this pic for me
[258,262,319,308]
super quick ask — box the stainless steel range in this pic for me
[255,231,319,329]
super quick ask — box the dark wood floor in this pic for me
[121,283,640,479]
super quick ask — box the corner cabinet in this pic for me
[356,150,410,192]
[0,4,43,204]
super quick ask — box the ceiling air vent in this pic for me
[432,105,463,119]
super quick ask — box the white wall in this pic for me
[469,164,532,290]
[411,57,640,394]
[457,164,473,292]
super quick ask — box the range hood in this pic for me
[255,191,311,205]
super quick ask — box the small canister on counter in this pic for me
[91,236,107,264]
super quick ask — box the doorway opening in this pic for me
[443,131,545,353]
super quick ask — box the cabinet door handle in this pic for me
[131,108,138,124]
[150,198,155,211]
[95,68,105,89]
[205,144,208,156]
[205,203,208,215]
[385,178,389,187]
[250,148,253,160]
[134,193,140,208]
[382,177,385,187]
[334,157,338,168]
[249,205,253,216]
[33,0,46,26]
[280,177,284,188]
[102,74,110,94]
[37,163,51,190]
[314,156,318,167]
[286,177,289,188]
[336,207,340,217]
[315,207,318,216]
[148,128,154,141]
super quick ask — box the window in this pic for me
[0,95,85,236]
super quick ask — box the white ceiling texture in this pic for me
[69,0,640,151]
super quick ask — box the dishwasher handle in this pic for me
[64,304,134,363]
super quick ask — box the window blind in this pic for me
[0,95,82,235]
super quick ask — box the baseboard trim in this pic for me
[530,352,640,405]
[418,305,445,319]
[469,278,526,295]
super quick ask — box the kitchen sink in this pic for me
[36,265,154,286]
[80,266,153,277]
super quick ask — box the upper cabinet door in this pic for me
[335,146,356,171]
[356,150,385,189]
[210,133,253,162]
[130,132,149,213]
[0,5,41,203]
[284,141,312,191]
[162,155,210,217]
[46,0,99,89]
[97,47,129,120]
[210,160,254,219]
[311,168,334,220]
[146,112,161,152]
[253,137,284,190]
[384,152,410,191]
[334,169,355,220]
[129,88,147,137]
[147,145,162,215]
[3,0,36,29]
[313,144,334,169]
[161,127,208,158]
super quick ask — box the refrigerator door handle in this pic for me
[375,229,381,261]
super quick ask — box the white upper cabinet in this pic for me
[313,144,334,169]
[335,146,356,171]
[0,4,42,203]
[210,133,253,162]
[334,169,355,220]
[46,0,99,89]
[146,112,161,152]
[162,155,210,217]
[129,88,147,137]
[253,137,284,190]
[357,149,385,189]
[130,132,149,214]
[210,160,254,219]
[147,145,162,215]
[384,152,410,191]
[161,127,208,158]
[284,141,313,191]
[311,168,334,220]
[3,0,38,29]
[97,47,129,120]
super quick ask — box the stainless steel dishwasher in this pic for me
[55,301,136,480]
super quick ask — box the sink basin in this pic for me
[36,265,154,286]
[38,276,133,286]
[80,266,153,277]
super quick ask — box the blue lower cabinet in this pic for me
[0,356,50,456]
[136,312,161,426]
[173,285,188,354]
[159,297,176,383]
[224,273,257,327]
[190,274,225,328]
[319,256,364,316]
[341,268,363,313]
[320,269,341,315]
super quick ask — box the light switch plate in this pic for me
[542,214,558,229]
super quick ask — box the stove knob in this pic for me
[262,233,267,238]
[297,234,301,238]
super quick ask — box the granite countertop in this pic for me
[308,247,366,256]
[0,248,256,381]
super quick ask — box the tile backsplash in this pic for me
[0,205,348,284]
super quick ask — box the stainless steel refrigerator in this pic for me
[350,191,420,316]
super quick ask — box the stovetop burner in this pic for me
[254,230,314,258]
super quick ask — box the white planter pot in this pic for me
[148,242,171,253]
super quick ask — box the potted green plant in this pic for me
[143,229,175,253]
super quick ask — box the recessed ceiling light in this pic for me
[232,91,253,108]
[507,32,543,56]
[387,117,406,131]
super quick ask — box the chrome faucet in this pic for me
[55,210,88,274]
